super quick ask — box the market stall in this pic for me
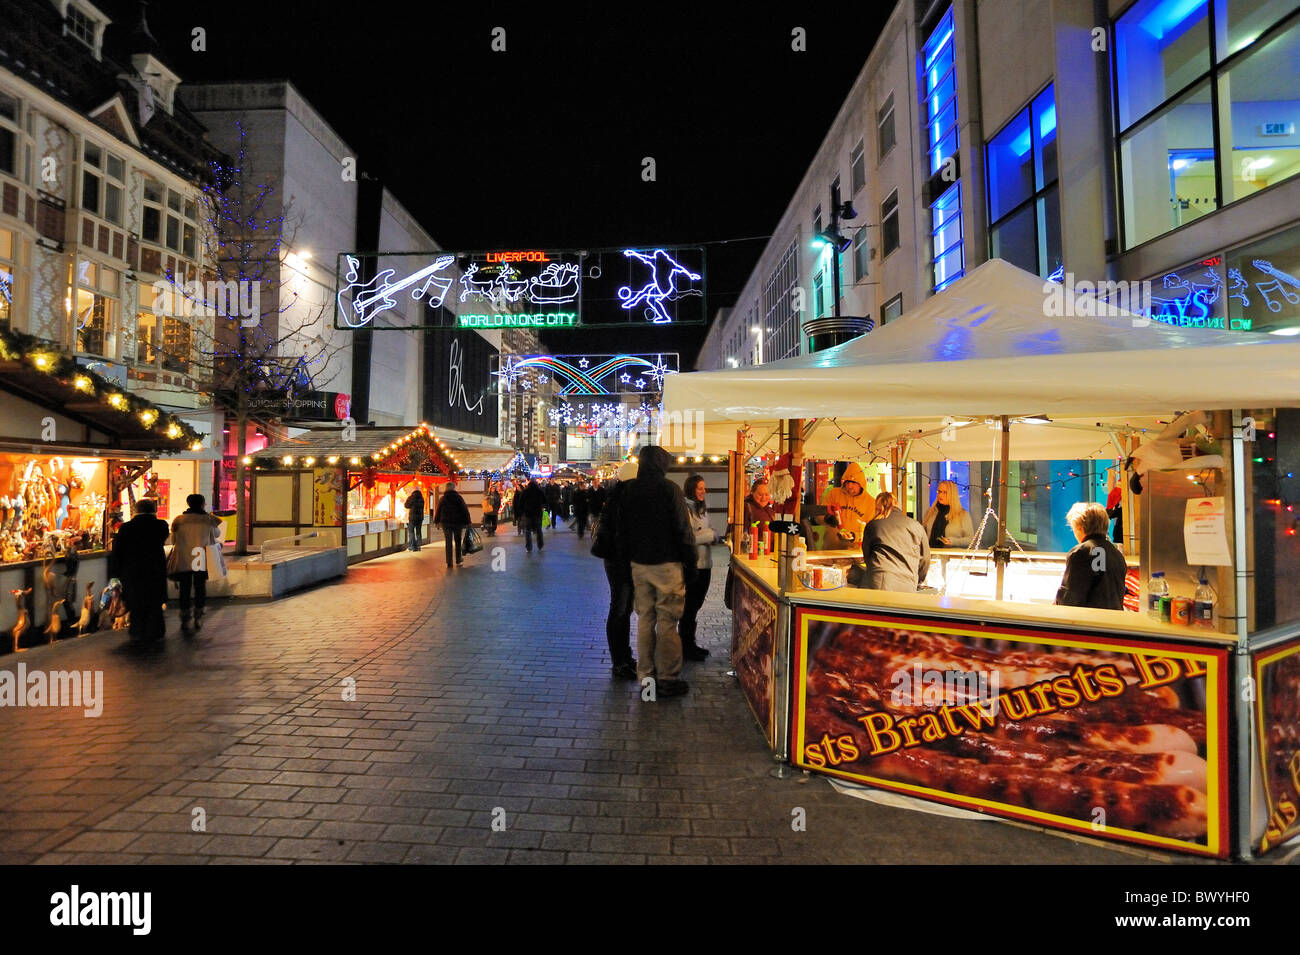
[663,258,1300,860]
[0,330,205,649]
[251,424,462,562]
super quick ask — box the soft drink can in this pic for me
[1171,597,1192,626]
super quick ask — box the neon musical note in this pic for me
[1252,259,1300,313]
[337,254,455,327]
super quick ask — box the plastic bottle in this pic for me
[1193,578,1216,629]
[1147,572,1168,621]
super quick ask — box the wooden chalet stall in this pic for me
[251,424,461,563]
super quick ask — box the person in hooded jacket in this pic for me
[591,460,638,680]
[821,462,875,544]
[404,487,426,551]
[433,480,472,567]
[618,445,697,698]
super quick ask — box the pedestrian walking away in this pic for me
[404,486,426,551]
[167,493,225,634]
[433,480,472,567]
[618,445,697,698]
[109,498,170,643]
[517,478,546,552]
[572,481,591,538]
[591,459,638,680]
[545,481,562,529]
[679,473,717,660]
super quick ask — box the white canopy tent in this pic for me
[662,259,1300,461]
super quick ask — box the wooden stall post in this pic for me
[779,419,804,593]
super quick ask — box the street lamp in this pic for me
[751,325,764,364]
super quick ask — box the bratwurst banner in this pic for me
[791,608,1229,857]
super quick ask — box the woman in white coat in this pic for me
[168,493,225,633]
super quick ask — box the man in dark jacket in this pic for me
[404,487,425,551]
[861,491,930,593]
[109,498,170,642]
[517,479,546,552]
[618,445,697,698]
[432,481,472,568]
[1056,501,1128,610]
[592,461,638,680]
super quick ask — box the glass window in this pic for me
[75,289,115,357]
[166,215,180,251]
[1115,0,1211,130]
[813,269,825,317]
[160,316,193,372]
[987,84,1061,278]
[878,93,896,158]
[66,5,96,48]
[1113,0,1299,248]
[881,190,900,256]
[1120,81,1217,247]
[850,140,866,193]
[0,126,17,176]
[143,179,163,204]
[80,169,99,213]
[1225,223,1300,333]
[813,205,822,237]
[923,8,958,175]
[932,183,964,292]
[83,141,101,168]
[1218,16,1300,203]
[183,223,196,259]
[0,229,13,333]
[142,206,161,243]
[0,92,16,122]
[106,154,124,180]
[882,294,903,324]
[853,226,869,281]
[1215,0,1300,59]
[167,190,182,213]
[104,183,121,224]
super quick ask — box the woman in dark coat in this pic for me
[109,498,170,642]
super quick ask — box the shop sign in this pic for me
[791,607,1230,857]
[733,569,778,747]
[244,391,347,421]
[1253,638,1300,853]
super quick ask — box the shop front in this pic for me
[0,330,205,649]
[663,259,1300,860]
[251,424,461,562]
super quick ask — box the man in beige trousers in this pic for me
[616,445,697,699]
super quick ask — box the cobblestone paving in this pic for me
[0,527,1145,864]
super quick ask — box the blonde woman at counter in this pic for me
[922,480,974,549]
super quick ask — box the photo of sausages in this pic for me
[799,618,1215,843]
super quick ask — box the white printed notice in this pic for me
[1184,497,1232,566]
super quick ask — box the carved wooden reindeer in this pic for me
[41,557,59,629]
[10,587,32,653]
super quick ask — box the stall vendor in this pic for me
[861,491,930,592]
[820,462,874,543]
[921,480,974,548]
[1054,501,1127,611]
[744,477,775,532]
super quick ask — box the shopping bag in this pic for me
[463,527,484,554]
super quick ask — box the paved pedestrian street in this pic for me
[1,530,1145,866]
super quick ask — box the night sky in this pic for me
[102,0,891,362]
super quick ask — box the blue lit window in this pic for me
[931,183,964,292]
[1113,0,1300,248]
[923,8,958,176]
[986,84,1061,278]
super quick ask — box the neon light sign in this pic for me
[617,249,702,324]
[458,312,578,328]
[494,353,677,395]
